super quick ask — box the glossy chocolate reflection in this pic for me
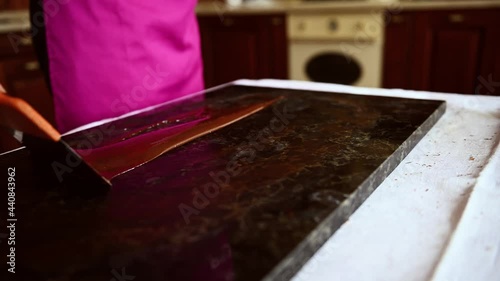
[73,95,281,180]
[2,86,445,281]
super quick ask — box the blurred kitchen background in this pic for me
[1,0,500,151]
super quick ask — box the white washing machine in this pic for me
[288,13,384,87]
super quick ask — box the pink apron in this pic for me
[43,0,204,133]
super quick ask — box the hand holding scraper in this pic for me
[0,83,282,197]
[0,84,111,196]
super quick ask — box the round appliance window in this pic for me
[305,53,362,85]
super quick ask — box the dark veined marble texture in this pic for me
[0,85,445,281]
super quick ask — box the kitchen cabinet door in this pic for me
[5,0,29,10]
[198,15,288,88]
[382,12,416,89]
[412,9,500,95]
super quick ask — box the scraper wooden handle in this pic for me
[0,88,60,142]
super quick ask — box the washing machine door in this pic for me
[289,42,382,87]
[305,52,362,85]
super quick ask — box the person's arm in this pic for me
[0,82,24,147]
[0,82,59,141]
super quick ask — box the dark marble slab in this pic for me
[0,85,445,281]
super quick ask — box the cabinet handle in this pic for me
[24,61,40,71]
[223,18,234,27]
[448,14,465,23]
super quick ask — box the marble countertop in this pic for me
[1,79,499,281]
[241,79,500,281]
[197,0,500,15]
[0,80,446,281]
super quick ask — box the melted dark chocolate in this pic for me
[75,96,281,180]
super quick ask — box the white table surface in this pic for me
[231,79,500,281]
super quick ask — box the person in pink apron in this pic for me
[29,0,204,133]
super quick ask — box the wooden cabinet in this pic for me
[382,12,416,90]
[1,0,30,10]
[0,32,53,153]
[383,9,500,95]
[198,14,288,88]
[413,9,500,95]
